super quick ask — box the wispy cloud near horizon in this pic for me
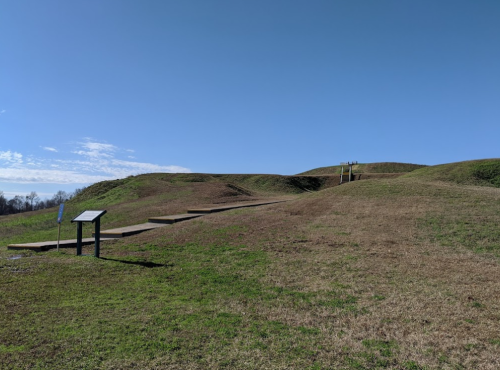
[0,139,191,185]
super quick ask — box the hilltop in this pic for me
[1,159,500,369]
[298,162,428,175]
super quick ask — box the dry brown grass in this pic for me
[125,178,500,368]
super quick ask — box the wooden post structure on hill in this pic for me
[340,161,358,184]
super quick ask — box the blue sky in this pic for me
[1,0,499,199]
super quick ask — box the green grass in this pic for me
[419,214,500,256]
[0,200,145,245]
[0,208,75,245]
[75,178,128,201]
[319,177,466,198]
[472,161,500,187]
[344,339,398,369]
[0,234,367,369]
[381,166,500,257]
[417,185,500,257]
[404,158,500,188]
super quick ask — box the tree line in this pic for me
[0,188,85,215]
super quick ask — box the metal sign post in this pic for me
[56,203,65,252]
[71,210,107,258]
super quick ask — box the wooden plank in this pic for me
[148,213,205,224]
[187,200,287,214]
[8,237,117,252]
[95,222,167,238]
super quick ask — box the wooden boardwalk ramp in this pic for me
[7,199,290,252]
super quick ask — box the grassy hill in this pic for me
[403,158,500,187]
[2,160,500,369]
[298,162,428,175]
[0,173,338,246]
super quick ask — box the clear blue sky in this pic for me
[1,0,499,199]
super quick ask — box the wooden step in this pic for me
[187,200,287,214]
[94,222,167,238]
[8,237,117,252]
[148,213,205,224]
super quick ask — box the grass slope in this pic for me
[299,162,427,175]
[0,173,336,246]
[2,161,500,369]
[403,158,500,188]
[0,174,232,246]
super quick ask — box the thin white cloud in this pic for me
[42,147,58,152]
[111,159,190,174]
[0,139,191,185]
[72,140,116,158]
[0,168,110,184]
[0,150,23,166]
[3,191,54,199]
[0,109,6,115]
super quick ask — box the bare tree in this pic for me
[0,187,87,214]
[52,190,69,206]
[25,191,39,211]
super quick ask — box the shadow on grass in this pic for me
[100,257,171,268]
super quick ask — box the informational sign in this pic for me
[57,203,65,224]
[71,210,107,258]
[72,210,107,223]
